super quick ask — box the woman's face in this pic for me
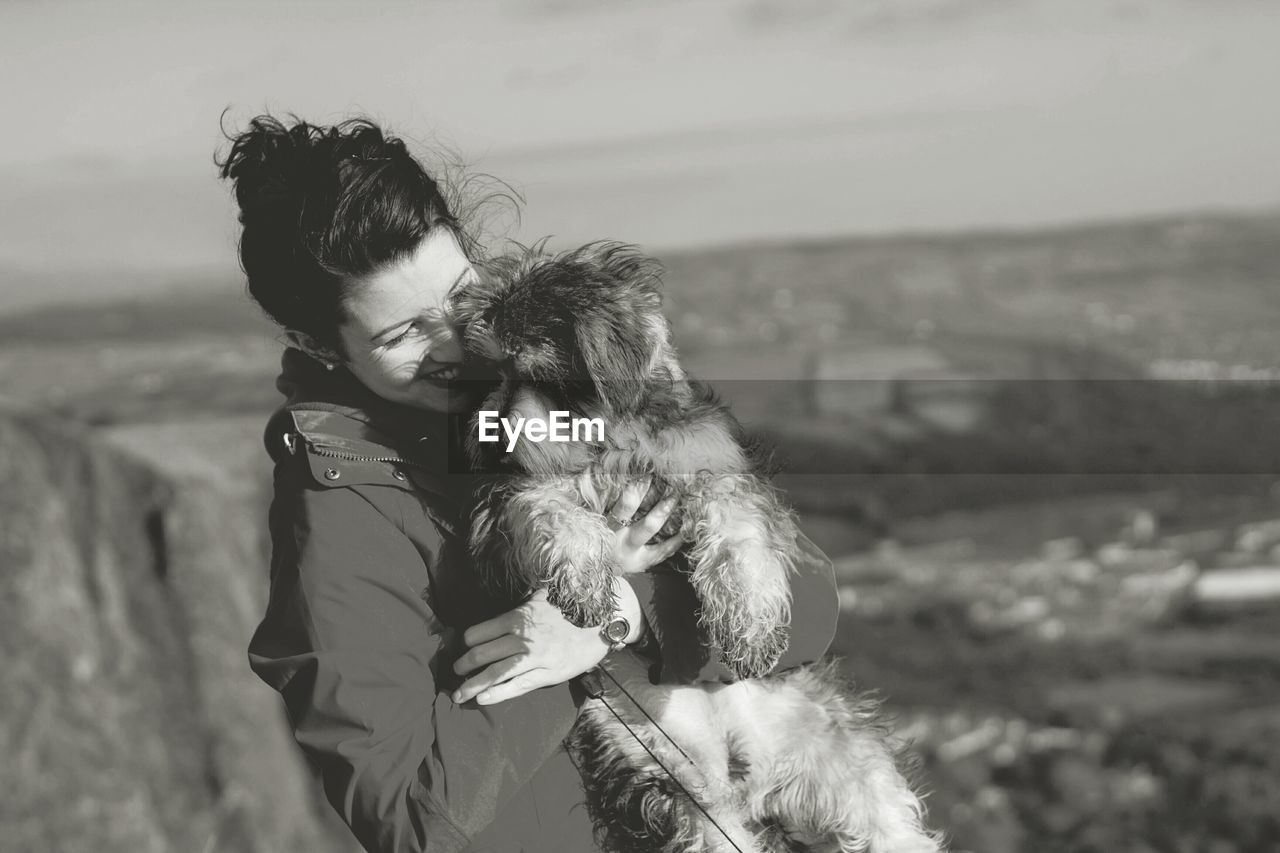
[335,228,480,413]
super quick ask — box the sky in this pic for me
[2,0,1279,308]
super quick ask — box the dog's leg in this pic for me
[778,731,939,853]
[681,473,798,679]
[672,798,769,853]
[475,476,619,627]
[576,656,776,853]
[741,667,943,853]
[572,702,767,853]
[567,706,688,853]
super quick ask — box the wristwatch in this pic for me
[600,615,632,652]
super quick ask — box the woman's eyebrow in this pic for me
[369,268,472,342]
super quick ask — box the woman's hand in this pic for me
[453,588,613,705]
[452,480,679,706]
[606,478,684,574]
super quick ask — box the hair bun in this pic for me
[217,112,459,343]
[219,115,323,218]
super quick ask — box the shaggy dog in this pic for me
[454,243,942,853]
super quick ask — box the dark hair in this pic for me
[217,114,461,346]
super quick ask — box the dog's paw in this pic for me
[718,624,789,680]
[548,584,617,629]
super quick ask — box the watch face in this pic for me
[604,618,630,643]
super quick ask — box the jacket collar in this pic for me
[264,347,466,474]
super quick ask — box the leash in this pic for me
[599,666,698,766]
[580,665,746,853]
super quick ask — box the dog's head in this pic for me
[454,242,678,415]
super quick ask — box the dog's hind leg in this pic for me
[571,704,769,853]
[772,746,940,853]
[478,477,619,627]
[567,710,687,853]
[672,798,770,853]
[681,473,798,679]
[751,667,943,853]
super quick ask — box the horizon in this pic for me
[3,0,1280,312]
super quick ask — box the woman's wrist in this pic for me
[611,575,648,646]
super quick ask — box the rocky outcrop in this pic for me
[0,405,354,853]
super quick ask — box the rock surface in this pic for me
[0,405,354,853]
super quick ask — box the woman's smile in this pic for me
[418,363,461,385]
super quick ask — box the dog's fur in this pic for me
[454,243,942,853]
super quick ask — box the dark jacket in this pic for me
[248,349,841,853]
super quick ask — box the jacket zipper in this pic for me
[303,437,472,515]
[303,439,434,469]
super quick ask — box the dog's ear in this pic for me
[567,243,667,413]
[575,308,653,414]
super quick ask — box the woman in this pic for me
[221,115,840,853]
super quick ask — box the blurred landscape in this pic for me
[5,210,1280,852]
[4,0,1280,851]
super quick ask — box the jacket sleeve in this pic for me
[248,481,580,853]
[622,530,839,684]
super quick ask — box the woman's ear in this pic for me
[284,330,342,369]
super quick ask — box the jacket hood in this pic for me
[264,347,467,472]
